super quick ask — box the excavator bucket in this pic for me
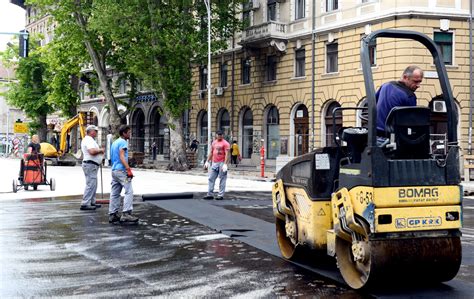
[40,142,59,158]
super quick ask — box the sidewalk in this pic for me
[0,157,274,201]
[138,162,276,182]
[3,156,472,200]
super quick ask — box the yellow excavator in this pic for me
[272,29,462,289]
[40,113,87,166]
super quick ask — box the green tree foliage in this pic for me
[40,27,87,118]
[93,0,242,170]
[94,0,240,118]
[2,39,53,140]
[29,0,129,132]
[27,0,241,170]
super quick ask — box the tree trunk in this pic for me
[72,9,122,135]
[166,113,189,171]
[38,114,48,142]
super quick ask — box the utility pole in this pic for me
[6,109,10,155]
[310,0,316,151]
[468,0,473,154]
[204,0,212,156]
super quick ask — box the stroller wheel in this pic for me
[50,178,56,191]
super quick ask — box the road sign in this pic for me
[14,122,28,134]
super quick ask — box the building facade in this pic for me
[190,0,473,166]
[21,0,173,159]
[17,0,473,167]
[77,77,172,161]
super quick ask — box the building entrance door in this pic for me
[294,105,309,156]
[132,109,145,153]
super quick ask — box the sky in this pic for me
[0,0,26,51]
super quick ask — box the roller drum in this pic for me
[337,234,462,289]
[369,236,462,283]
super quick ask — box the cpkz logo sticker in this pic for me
[407,217,442,228]
[395,217,442,228]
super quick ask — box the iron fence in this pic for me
[0,134,29,157]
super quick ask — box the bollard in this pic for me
[13,138,20,157]
[260,140,265,178]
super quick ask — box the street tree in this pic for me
[1,40,53,141]
[92,0,241,170]
[28,0,241,170]
[40,27,86,118]
[28,0,132,134]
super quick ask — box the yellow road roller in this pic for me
[272,29,462,289]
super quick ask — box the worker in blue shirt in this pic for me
[376,65,424,143]
[108,125,139,224]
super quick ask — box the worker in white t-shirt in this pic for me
[80,125,105,211]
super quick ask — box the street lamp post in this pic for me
[6,109,10,155]
[204,0,212,156]
[468,0,473,154]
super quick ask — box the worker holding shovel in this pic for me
[80,125,104,211]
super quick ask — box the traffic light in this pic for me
[19,30,29,58]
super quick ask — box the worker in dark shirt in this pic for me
[190,139,199,152]
[376,65,423,144]
[27,134,41,154]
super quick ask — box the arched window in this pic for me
[324,101,342,146]
[152,109,168,155]
[294,104,309,156]
[242,108,253,158]
[218,109,230,138]
[199,111,208,145]
[132,109,145,152]
[266,106,280,159]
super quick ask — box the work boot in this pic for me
[91,203,102,208]
[108,212,120,224]
[80,205,96,211]
[203,195,214,200]
[120,211,139,223]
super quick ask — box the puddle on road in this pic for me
[192,233,229,241]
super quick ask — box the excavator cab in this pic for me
[272,29,462,289]
[41,112,87,166]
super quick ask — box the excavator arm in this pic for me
[58,113,86,155]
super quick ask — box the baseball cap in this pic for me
[86,125,99,132]
[216,130,223,135]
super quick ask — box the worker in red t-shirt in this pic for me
[203,130,230,200]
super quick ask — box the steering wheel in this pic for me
[359,110,369,122]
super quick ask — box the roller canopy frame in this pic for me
[361,29,458,147]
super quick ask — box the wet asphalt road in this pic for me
[1,192,473,298]
[0,196,361,298]
[150,191,474,298]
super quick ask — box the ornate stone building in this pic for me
[16,0,473,167]
[190,0,473,167]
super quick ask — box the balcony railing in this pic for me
[242,21,287,44]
